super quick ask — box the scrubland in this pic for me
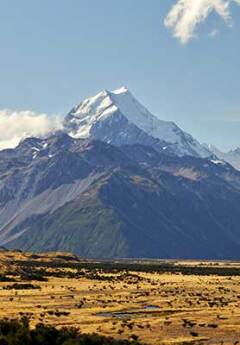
[0,251,240,344]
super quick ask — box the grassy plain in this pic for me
[0,251,240,344]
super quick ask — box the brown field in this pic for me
[1,251,240,344]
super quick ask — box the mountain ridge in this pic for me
[1,132,240,258]
[1,88,240,259]
[206,143,240,171]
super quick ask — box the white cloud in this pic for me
[209,28,219,37]
[0,110,62,150]
[165,0,240,44]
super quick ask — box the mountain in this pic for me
[207,144,240,171]
[64,87,211,158]
[1,132,240,259]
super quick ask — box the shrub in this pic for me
[3,284,40,290]
[0,317,143,345]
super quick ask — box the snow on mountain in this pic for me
[206,144,240,171]
[64,87,211,158]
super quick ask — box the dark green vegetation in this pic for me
[7,255,240,279]
[0,276,15,283]
[2,134,240,259]
[0,317,142,345]
[3,283,40,290]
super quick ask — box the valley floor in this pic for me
[0,251,240,344]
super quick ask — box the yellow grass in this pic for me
[0,251,240,344]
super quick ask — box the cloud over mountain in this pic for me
[0,110,62,150]
[165,0,240,44]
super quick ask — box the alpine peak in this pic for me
[64,87,211,158]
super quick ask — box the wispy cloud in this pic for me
[209,28,219,38]
[0,110,62,150]
[165,0,240,44]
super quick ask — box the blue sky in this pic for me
[0,0,240,150]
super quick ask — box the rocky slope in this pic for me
[1,133,240,259]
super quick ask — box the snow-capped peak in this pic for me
[67,86,176,142]
[65,87,211,158]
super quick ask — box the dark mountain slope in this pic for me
[2,135,240,259]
